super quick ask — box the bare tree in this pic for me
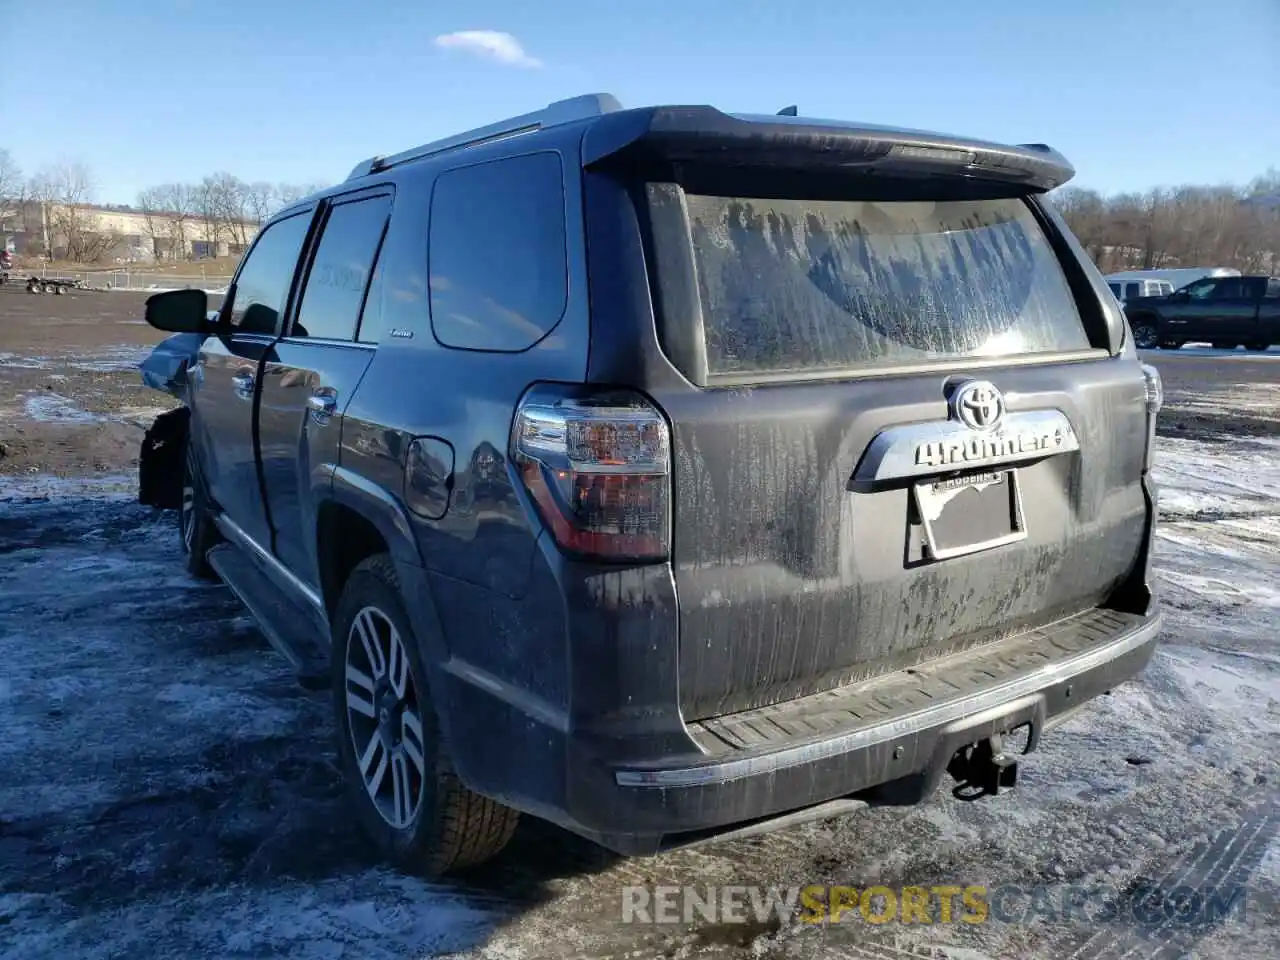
[25,162,121,262]
[274,181,328,208]
[245,181,275,226]
[0,148,22,228]
[154,182,196,259]
[195,175,234,256]
[204,172,254,247]
[1053,175,1280,276]
[136,185,168,260]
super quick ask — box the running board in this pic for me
[206,543,331,688]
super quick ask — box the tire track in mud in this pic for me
[1063,796,1278,960]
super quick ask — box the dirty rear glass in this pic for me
[679,192,1091,376]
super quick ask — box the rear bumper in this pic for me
[557,607,1161,853]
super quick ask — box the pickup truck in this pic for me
[1124,275,1280,350]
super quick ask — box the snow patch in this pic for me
[64,345,151,372]
[22,393,104,424]
[0,351,50,369]
[1153,436,1280,518]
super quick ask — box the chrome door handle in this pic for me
[232,370,255,399]
[308,389,338,423]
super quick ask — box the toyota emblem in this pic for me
[951,380,1005,431]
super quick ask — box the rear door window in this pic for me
[1125,282,1141,299]
[1212,278,1248,300]
[674,192,1092,377]
[291,194,391,341]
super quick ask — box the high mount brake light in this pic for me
[512,392,671,562]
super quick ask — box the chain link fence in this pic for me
[19,265,232,293]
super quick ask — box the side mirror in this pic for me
[144,288,210,333]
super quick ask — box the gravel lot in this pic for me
[1,289,1277,959]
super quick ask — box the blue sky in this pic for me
[2,0,1276,204]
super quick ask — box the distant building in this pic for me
[0,201,260,263]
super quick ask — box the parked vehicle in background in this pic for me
[136,93,1165,877]
[1104,266,1241,294]
[1107,277,1173,306]
[1124,275,1280,350]
[0,249,12,284]
[24,275,82,295]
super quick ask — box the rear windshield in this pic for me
[680,192,1091,377]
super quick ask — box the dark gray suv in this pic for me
[138,93,1165,875]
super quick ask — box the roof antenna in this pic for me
[777,105,798,116]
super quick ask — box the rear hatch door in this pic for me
[584,112,1150,722]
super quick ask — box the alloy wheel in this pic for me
[344,606,427,830]
[1132,323,1158,350]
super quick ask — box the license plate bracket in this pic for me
[913,469,1026,560]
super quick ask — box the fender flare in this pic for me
[322,465,423,568]
[316,466,462,748]
[314,465,450,664]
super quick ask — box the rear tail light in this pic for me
[1141,363,1163,415]
[512,390,671,562]
[1141,363,1162,470]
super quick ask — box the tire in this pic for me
[331,554,519,876]
[179,437,219,580]
[55,284,65,295]
[1131,321,1159,350]
[1246,342,1270,352]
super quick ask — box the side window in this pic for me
[1125,282,1140,299]
[292,195,392,341]
[1184,279,1219,300]
[229,212,312,334]
[1266,279,1280,299]
[1107,282,1122,297]
[1212,278,1247,300]
[428,152,567,352]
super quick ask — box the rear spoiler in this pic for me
[581,107,1074,192]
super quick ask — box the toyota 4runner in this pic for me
[137,94,1164,875]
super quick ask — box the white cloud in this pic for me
[433,30,543,68]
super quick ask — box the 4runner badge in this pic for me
[852,387,1081,483]
[913,426,1066,470]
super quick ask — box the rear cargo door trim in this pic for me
[614,611,1161,788]
[855,408,1081,482]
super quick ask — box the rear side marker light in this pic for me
[512,392,671,562]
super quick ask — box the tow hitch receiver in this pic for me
[949,733,1019,801]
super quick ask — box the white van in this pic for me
[1106,278,1174,305]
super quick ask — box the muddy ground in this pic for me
[0,287,182,478]
[1,289,1278,959]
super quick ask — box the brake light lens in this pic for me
[1141,363,1162,470]
[512,391,671,561]
[1141,363,1163,416]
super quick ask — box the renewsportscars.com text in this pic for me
[620,883,1250,927]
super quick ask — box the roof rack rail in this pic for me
[345,93,623,182]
